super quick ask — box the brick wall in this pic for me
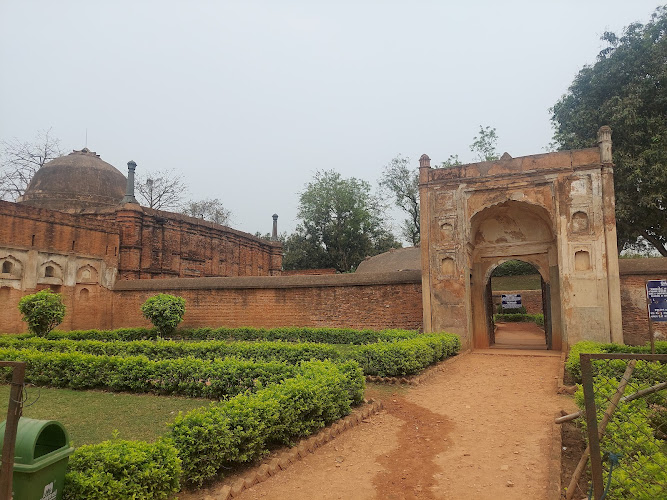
[111,271,423,331]
[101,207,283,280]
[618,258,667,345]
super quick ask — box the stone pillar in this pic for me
[597,126,612,164]
[272,214,278,241]
[121,160,139,204]
[598,127,624,343]
[418,154,432,333]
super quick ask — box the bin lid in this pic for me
[0,418,71,466]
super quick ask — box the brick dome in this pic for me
[19,148,127,212]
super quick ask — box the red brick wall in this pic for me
[0,201,119,266]
[619,270,667,345]
[110,274,423,331]
[95,207,283,280]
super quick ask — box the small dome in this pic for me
[19,149,127,212]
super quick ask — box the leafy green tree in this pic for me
[18,289,65,336]
[141,294,186,336]
[551,6,667,256]
[379,126,497,247]
[181,198,231,226]
[379,155,420,245]
[470,125,499,162]
[285,170,400,272]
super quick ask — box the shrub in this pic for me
[140,294,185,336]
[493,313,544,327]
[17,290,66,336]
[351,333,460,376]
[171,359,363,486]
[42,326,420,344]
[0,348,298,399]
[64,438,181,500]
[574,376,667,499]
[565,340,667,382]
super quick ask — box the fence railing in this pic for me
[579,353,666,500]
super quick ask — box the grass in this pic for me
[491,274,541,291]
[0,385,208,446]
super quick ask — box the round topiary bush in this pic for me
[140,294,186,336]
[18,289,66,336]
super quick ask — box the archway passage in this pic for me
[469,201,560,351]
[487,260,548,350]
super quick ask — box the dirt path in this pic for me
[197,350,576,500]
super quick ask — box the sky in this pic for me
[0,1,663,240]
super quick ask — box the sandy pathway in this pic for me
[196,350,575,500]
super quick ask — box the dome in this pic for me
[19,148,127,212]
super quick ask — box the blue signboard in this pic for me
[501,293,522,310]
[646,280,667,322]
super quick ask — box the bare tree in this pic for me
[135,169,188,210]
[180,198,231,226]
[0,129,63,201]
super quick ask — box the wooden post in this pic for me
[0,361,25,500]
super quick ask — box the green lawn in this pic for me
[491,274,541,291]
[0,385,209,446]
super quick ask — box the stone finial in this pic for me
[272,214,278,241]
[419,154,431,169]
[500,152,512,160]
[121,160,139,204]
[597,126,612,163]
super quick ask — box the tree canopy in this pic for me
[551,6,667,255]
[379,155,420,245]
[180,198,231,226]
[284,170,400,272]
[0,129,62,201]
[380,126,499,247]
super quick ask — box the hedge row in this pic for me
[171,359,364,486]
[63,359,364,496]
[493,313,544,327]
[0,337,341,364]
[0,348,297,399]
[565,340,667,383]
[574,377,667,499]
[64,438,181,500]
[1,333,461,377]
[351,334,460,376]
[35,326,419,344]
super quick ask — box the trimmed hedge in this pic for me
[574,377,666,499]
[171,359,364,486]
[0,337,342,364]
[0,348,297,399]
[37,326,420,344]
[566,340,667,382]
[2,332,461,377]
[64,438,181,500]
[351,334,461,376]
[493,313,544,327]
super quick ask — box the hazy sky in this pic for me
[0,1,662,239]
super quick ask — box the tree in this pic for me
[470,125,499,162]
[379,126,497,247]
[140,293,186,336]
[379,155,420,245]
[181,198,231,226]
[0,129,63,201]
[285,170,400,272]
[551,6,667,256]
[136,169,188,210]
[18,289,66,336]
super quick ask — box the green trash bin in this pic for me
[0,418,74,500]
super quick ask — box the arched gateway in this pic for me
[418,127,623,351]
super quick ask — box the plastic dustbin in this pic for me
[0,418,74,500]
